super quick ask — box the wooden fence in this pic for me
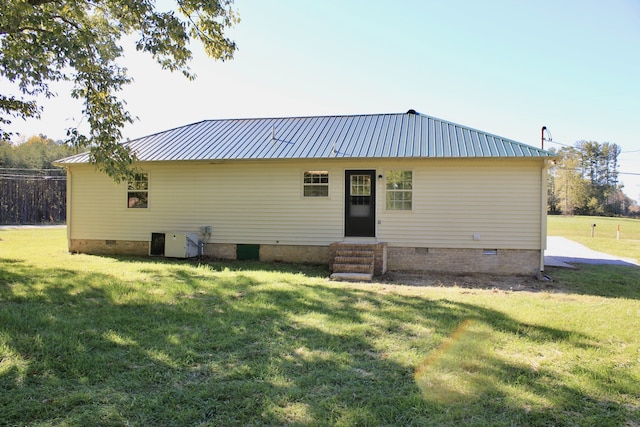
[0,169,67,224]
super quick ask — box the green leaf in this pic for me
[1,0,238,181]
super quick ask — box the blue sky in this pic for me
[6,0,640,199]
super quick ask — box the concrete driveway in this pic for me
[545,236,638,268]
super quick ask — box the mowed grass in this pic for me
[548,215,640,262]
[547,215,640,298]
[1,228,639,426]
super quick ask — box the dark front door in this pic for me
[345,170,376,237]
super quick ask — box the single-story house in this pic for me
[55,110,554,279]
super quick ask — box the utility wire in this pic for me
[547,140,640,156]
[0,167,64,172]
[551,167,639,176]
[547,140,572,148]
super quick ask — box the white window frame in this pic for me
[303,171,329,197]
[385,170,413,210]
[127,172,149,209]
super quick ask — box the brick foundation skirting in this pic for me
[387,247,539,275]
[70,239,330,264]
[69,239,149,256]
[203,243,329,264]
[260,245,330,264]
[205,243,236,260]
[70,239,539,275]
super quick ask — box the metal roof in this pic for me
[56,111,554,164]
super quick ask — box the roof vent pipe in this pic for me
[541,126,551,150]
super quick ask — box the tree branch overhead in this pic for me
[0,0,238,182]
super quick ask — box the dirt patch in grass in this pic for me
[380,271,564,293]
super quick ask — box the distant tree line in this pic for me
[0,135,76,224]
[548,140,636,216]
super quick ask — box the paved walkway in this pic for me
[545,236,638,268]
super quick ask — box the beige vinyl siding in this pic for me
[68,161,344,245]
[377,158,543,249]
[67,157,544,250]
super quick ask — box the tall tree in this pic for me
[576,140,620,188]
[549,141,627,216]
[549,146,588,215]
[0,0,238,181]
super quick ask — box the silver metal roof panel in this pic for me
[56,111,554,164]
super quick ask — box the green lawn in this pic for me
[1,228,639,426]
[548,215,640,262]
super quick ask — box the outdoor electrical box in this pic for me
[150,232,199,258]
[165,232,199,258]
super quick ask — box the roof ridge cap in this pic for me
[198,111,413,123]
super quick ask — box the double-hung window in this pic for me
[303,171,329,197]
[386,171,412,210]
[127,173,148,208]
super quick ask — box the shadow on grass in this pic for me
[113,253,331,276]
[547,264,640,299]
[0,256,637,426]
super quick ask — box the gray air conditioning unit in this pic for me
[150,232,199,258]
